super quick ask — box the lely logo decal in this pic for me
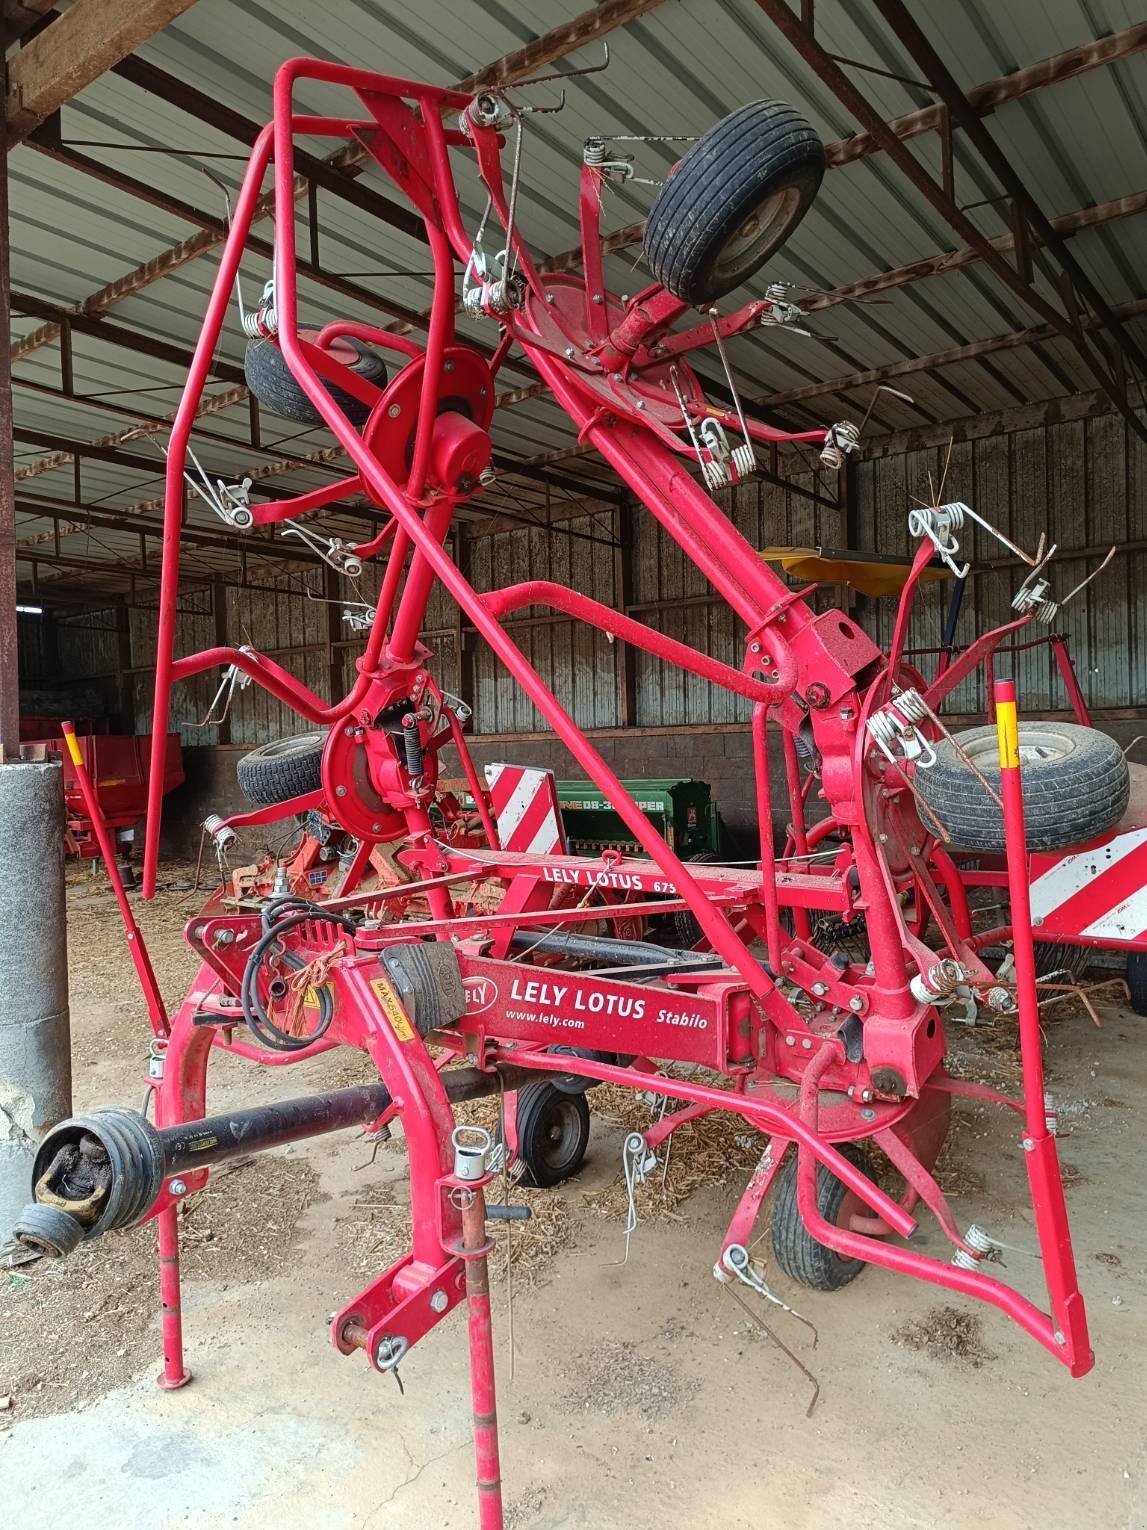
[463,976,499,1015]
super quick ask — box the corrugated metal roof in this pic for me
[10,0,1147,600]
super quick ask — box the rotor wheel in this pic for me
[913,723,1129,853]
[236,733,325,806]
[643,100,825,305]
[244,329,387,427]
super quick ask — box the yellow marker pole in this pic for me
[993,680,1091,1371]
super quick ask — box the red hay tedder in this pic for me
[9,56,1146,1528]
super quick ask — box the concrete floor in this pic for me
[2,890,1145,1529]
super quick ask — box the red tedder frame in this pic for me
[117,57,1105,1502]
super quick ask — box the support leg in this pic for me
[156,1202,192,1389]
[460,1183,503,1530]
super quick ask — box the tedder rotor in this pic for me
[8,54,1135,1529]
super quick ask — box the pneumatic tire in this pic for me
[236,733,325,806]
[643,100,825,305]
[671,850,720,948]
[513,1083,590,1188]
[1127,951,1147,1015]
[771,1145,866,1292]
[913,723,1128,853]
[244,330,387,427]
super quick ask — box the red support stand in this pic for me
[156,1201,192,1389]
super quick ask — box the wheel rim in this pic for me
[959,728,1075,768]
[536,1098,583,1175]
[713,185,801,287]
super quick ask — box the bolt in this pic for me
[212,929,235,949]
[860,1108,876,1121]
[878,832,888,843]
[1022,1137,1034,1151]
[860,1088,873,1103]
[372,822,382,832]
[612,372,623,383]
[444,359,455,373]
[592,293,603,304]
[784,1034,795,1046]
[429,1289,448,1313]
[169,1179,187,1197]
[910,846,921,857]
[1053,1329,1065,1346]
[849,995,864,1012]
[749,641,761,654]
[636,399,646,410]
[801,1037,812,1051]
[564,346,576,359]
[811,981,827,996]
[387,404,401,418]
[546,292,555,304]
[335,785,347,797]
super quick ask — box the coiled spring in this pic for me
[866,688,936,767]
[583,136,607,166]
[461,270,524,320]
[701,440,756,491]
[952,1223,995,1271]
[241,299,277,339]
[909,957,970,1005]
[820,420,860,470]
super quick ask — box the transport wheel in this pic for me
[1127,951,1147,1015]
[244,330,387,427]
[671,851,720,947]
[771,1145,866,1291]
[513,1082,591,1188]
[643,100,824,305]
[237,733,325,806]
[912,723,1128,854]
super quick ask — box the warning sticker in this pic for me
[370,976,416,1042]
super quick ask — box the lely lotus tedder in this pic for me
[8,55,1140,1528]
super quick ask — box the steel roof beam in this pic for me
[5,0,202,141]
[540,20,1147,274]
[755,0,1147,444]
[764,297,1147,408]
[14,491,332,564]
[11,290,246,383]
[870,0,1147,385]
[12,0,671,365]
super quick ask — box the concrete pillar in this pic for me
[0,760,70,1232]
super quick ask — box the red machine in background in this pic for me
[20,730,184,860]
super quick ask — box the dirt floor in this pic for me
[2,867,1145,1528]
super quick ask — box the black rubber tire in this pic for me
[1034,942,1090,981]
[1127,951,1147,1015]
[236,733,325,806]
[671,851,720,947]
[514,1082,591,1188]
[643,100,825,305]
[244,332,387,427]
[771,1145,866,1292]
[913,723,1129,854]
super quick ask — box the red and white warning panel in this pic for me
[1030,823,1147,948]
[484,763,567,856]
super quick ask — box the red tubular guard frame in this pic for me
[137,57,1091,1384]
